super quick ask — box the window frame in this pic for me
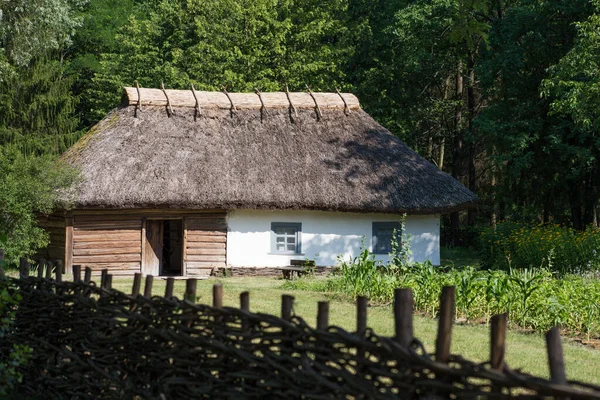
[372,222,402,255]
[270,222,302,254]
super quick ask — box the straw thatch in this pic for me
[61,88,476,214]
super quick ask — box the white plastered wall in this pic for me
[226,210,440,267]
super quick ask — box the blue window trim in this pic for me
[271,222,302,254]
[372,222,402,255]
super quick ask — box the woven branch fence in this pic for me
[1,262,600,399]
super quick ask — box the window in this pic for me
[372,222,401,254]
[271,222,302,254]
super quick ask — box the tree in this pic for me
[541,1,600,226]
[0,147,77,264]
[477,0,594,228]
[89,0,350,120]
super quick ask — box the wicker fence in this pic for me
[1,262,600,399]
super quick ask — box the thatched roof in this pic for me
[61,87,477,214]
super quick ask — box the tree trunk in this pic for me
[466,56,477,227]
[450,61,464,245]
[569,182,583,231]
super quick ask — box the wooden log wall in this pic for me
[185,213,227,275]
[36,215,66,264]
[72,215,143,276]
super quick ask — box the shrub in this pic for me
[478,222,600,274]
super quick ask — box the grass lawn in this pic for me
[111,275,600,385]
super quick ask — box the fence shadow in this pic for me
[1,264,599,399]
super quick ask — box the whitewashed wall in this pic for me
[226,210,440,267]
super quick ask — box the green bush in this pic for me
[478,222,600,274]
[0,279,32,395]
[285,247,600,339]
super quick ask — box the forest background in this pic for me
[2,0,600,262]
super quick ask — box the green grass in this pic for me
[440,246,480,268]
[112,275,600,385]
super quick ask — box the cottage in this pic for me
[40,87,476,277]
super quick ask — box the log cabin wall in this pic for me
[64,209,227,277]
[37,214,66,264]
[185,213,227,276]
[72,215,143,276]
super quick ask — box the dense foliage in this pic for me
[0,148,77,264]
[479,223,600,274]
[285,252,600,339]
[2,0,600,257]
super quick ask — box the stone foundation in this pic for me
[212,266,336,277]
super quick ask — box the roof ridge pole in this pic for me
[221,86,237,117]
[191,83,201,121]
[161,82,174,117]
[135,80,142,113]
[285,83,298,119]
[255,88,266,122]
[305,84,322,121]
[336,88,351,116]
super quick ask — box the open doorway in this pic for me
[161,220,183,276]
[143,219,183,276]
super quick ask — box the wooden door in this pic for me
[143,220,163,275]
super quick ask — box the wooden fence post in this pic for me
[356,296,368,336]
[317,301,329,330]
[19,257,30,279]
[491,314,507,371]
[55,262,62,283]
[240,291,250,312]
[546,326,567,386]
[84,267,92,283]
[435,286,455,363]
[56,259,64,275]
[213,283,223,308]
[45,260,53,280]
[240,291,250,332]
[72,265,81,282]
[184,279,197,303]
[394,288,413,348]
[281,295,294,321]
[131,273,141,296]
[104,274,112,290]
[38,259,45,279]
[144,275,153,298]
[165,277,175,298]
[101,269,108,289]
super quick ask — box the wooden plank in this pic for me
[185,223,227,231]
[75,219,140,224]
[143,220,162,275]
[74,215,143,223]
[185,242,225,250]
[79,262,140,269]
[186,261,225,267]
[73,235,140,244]
[73,254,142,263]
[73,240,141,249]
[186,218,226,225]
[73,247,141,257]
[74,229,141,237]
[65,216,73,272]
[185,248,226,256]
[188,231,227,243]
[182,218,188,276]
[74,223,142,231]
[185,255,226,262]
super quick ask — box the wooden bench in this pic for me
[278,260,316,279]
